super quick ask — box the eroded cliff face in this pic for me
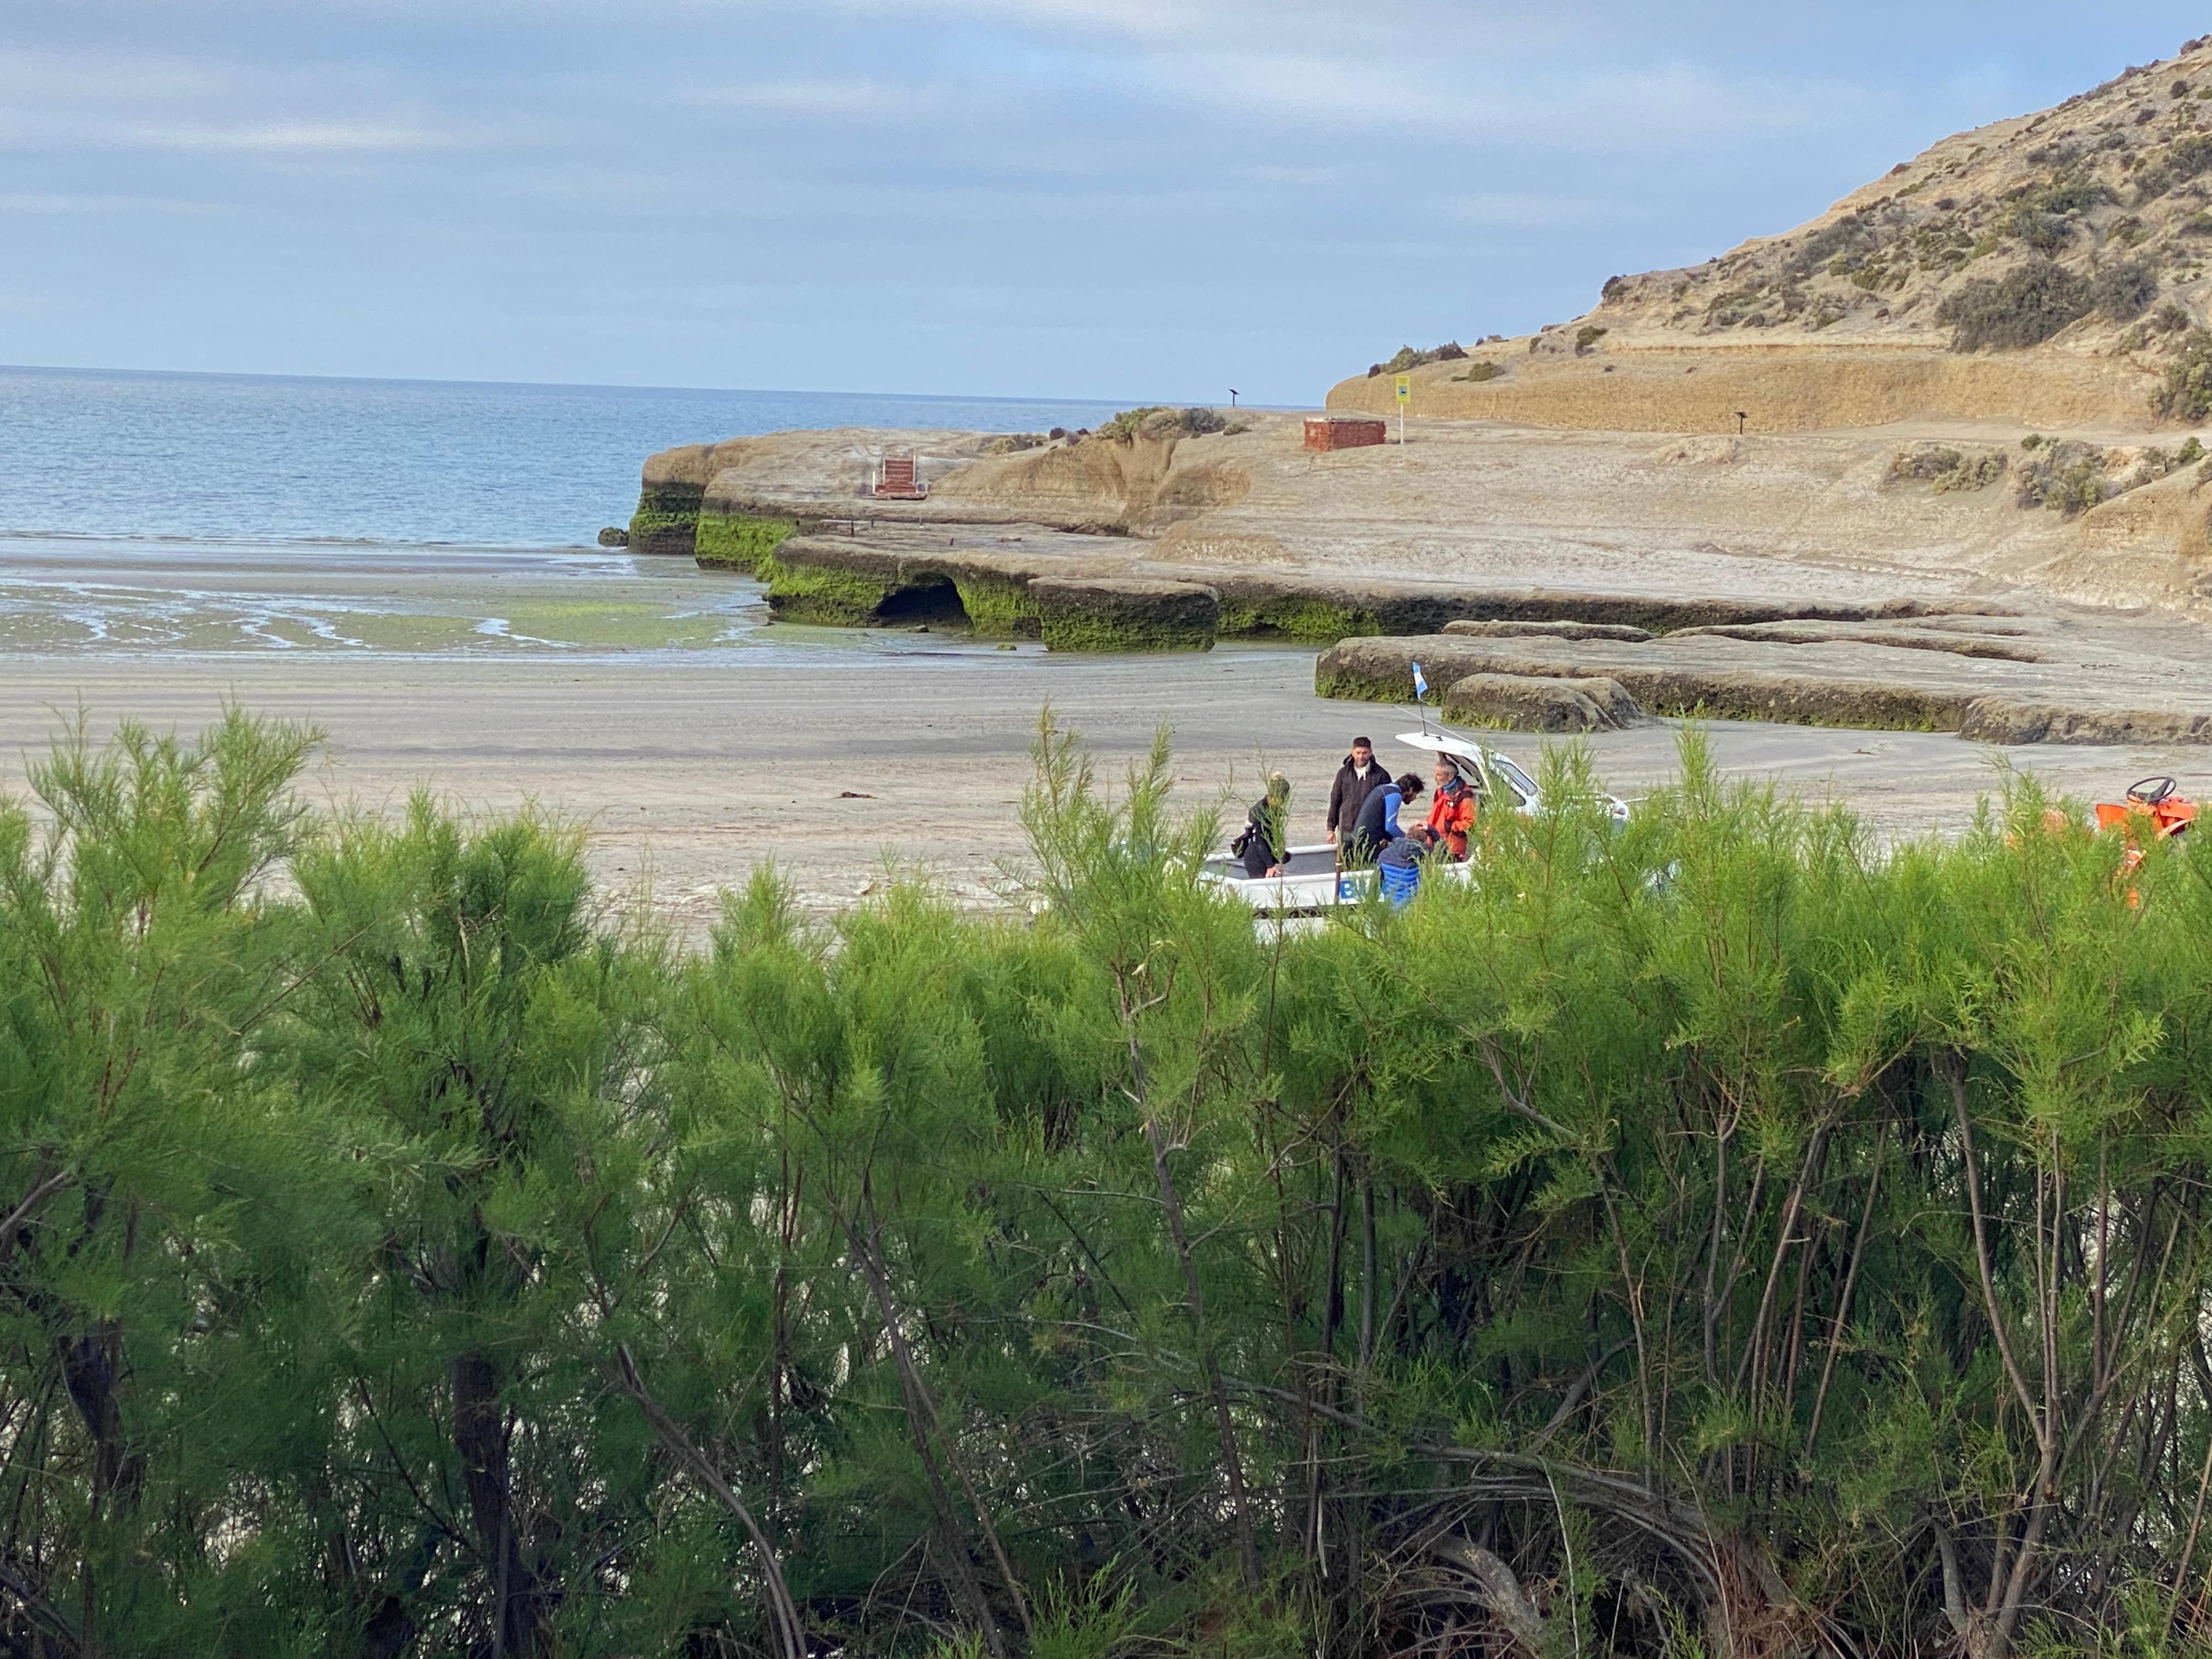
[631,425,1255,556]
[1331,33,2212,434]
[931,431,1252,531]
[630,428,1013,554]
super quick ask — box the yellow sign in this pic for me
[1395,374,1411,405]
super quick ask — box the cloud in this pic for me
[116,120,449,153]
[0,190,225,214]
[676,79,952,119]
[1139,50,1890,149]
[2,0,2204,399]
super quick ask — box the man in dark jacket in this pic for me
[1326,737,1391,845]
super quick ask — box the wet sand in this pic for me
[2,648,2196,936]
[3,535,2198,935]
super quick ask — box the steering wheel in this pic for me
[2129,775,2180,806]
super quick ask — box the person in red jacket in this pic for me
[1414,757,1478,860]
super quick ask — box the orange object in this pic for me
[1425,782,1478,859]
[2092,776,2197,842]
[2091,777,2194,907]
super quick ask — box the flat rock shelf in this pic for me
[1318,625,2212,746]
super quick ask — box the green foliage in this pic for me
[1888,444,2008,492]
[2158,328,2212,420]
[1368,342,1468,376]
[2134,132,2212,202]
[1573,324,1609,354]
[1798,210,1877,270]
[1097,406,1229,442]
[1452,359,1505,382]
[2016,439,2116,514]
[1938,258,2095,350]
[2092,259,2161,321]
[19,712,2212,1657]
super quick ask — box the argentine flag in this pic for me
[1412,661,1429,702]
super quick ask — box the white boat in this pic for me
[1199,727,1630,915]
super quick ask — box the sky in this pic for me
[2,3,2207,406]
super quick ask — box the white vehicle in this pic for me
[1199,727,1630,916]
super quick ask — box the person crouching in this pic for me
[1237,772,1293,879]
[1345,771,1425,865]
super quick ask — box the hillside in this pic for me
[1330,34,2212,432]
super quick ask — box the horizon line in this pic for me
[0,360,1283,410]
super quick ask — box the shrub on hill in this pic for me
[1367,341,1468,376]
[2016,438,2115,514]
[1937,258,2094,349]
[1098,405,1229,442]
[2092,259,2160,320]
[2157,327,2212,419]
[2134,132,2212,201]
[1888,444,2008,492]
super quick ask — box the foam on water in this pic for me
[0,368,1151,662]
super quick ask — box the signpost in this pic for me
[1395,373,1410,445]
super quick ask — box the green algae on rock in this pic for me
[1443,672,1646,733]
[1214,592,1380,643]
[628,482,705,556]
[764,549,912,627]
[1310,630,2212,743]
[694,511,804,576]
[952,571,1041,638]
[1031,578,1220,652]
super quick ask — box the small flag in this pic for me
[1412,661,1429,701]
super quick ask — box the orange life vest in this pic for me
[1427,783,1477,859]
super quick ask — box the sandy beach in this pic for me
[7,535,2204,935]
[5,628,2200,938]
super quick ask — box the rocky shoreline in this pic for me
[624,410,2212,743]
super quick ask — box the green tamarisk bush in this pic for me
[3,710,2212,1658]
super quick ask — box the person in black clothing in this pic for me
[1238,772,1293,879]
[1345,771,1424,864]
[1327,737,1391,846]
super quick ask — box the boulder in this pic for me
[1444,673,1646,733]
[1029,578,1221,652]
[596,526,630,548]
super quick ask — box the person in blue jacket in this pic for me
[1345,771,1424,864]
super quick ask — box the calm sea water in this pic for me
[0,365,1128,547]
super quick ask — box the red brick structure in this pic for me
[873,452,928,499]
[1304,415,1387,452]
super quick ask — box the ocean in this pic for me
[0,366,1137,660]
[0,365,1128,548]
